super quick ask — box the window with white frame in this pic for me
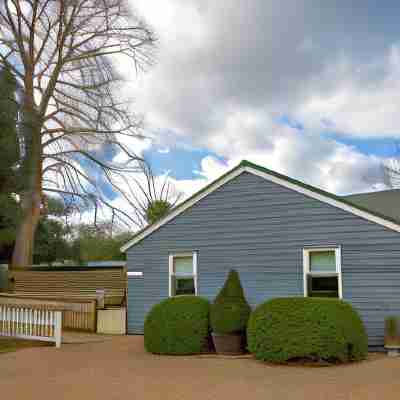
[303,247,342,298]
[169,252,197,296]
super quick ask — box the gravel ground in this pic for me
[0,337,49,353]
[0,336,399,400]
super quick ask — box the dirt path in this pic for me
[0,336,399,400]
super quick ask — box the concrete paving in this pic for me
[0,336,399,400]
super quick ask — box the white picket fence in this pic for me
[0,305,62,348]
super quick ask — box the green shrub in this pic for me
[247,297,368,363]
[144,296,210,355]
[210,270,251,334]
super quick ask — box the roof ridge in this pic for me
[241,160,400,224]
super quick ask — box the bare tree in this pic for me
[383,161,400,188]
[0,0,155,267]
[382,143,400,189]
[117,160,182,228]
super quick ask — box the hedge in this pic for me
[210,269,251,334]
[144,296,210,355]
[247,297,368,363]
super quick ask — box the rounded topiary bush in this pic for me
[144,296,210,355]
[210,270,251,334]
[247,297,368,363]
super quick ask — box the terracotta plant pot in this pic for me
[211,332,246,355]
[384,336,400,348]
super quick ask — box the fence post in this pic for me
[54,311,62,348]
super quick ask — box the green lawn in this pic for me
[0,338,49,354]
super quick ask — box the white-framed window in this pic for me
[303,247,342,299]
[169,252,197,297]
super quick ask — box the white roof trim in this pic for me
[121,164,400,252]
[120,166,245,252]
[245,166,400,233]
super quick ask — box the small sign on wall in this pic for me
[127,271,143,277]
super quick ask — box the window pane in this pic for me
[175,277,195,295]
[173,256,193,275]
[308,276,338,298]
[310,251,336,273]
[174,257,193,275]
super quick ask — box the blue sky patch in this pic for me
[325,133,399,158]
[277,115,304,130]
[143,146,226,180]
[73,145,120,201]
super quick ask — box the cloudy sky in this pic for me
[115,0,400,205]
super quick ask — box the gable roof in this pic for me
[121,160,400,252]
[344,189,400,224]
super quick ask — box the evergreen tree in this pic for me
[145,200,171,224]
[70,224,129,264]
[0,66,20,255]
[33,197,72,265]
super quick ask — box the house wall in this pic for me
[126,172,400,347]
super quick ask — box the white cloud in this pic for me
[130,0,400,140]
[168,147,384,209]
[296,45,400,136]
[116,0,400,216]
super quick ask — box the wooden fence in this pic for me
[0,295,97,332]
[62,300,97,331]
[9,267,126,307]
[0,303,62,347]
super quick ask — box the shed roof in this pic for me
[344,189,400,224]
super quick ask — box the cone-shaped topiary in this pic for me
[210,270,251,334]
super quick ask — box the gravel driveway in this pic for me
[0,336,399,400]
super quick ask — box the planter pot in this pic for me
[386,347,400,357]
[385,336,400,348]
[384,335,400,357]
[211,332,246,355]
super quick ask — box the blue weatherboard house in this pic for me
[121,160,400,348]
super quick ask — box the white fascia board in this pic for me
[245,166,400,234]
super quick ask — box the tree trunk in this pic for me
[11,189,41,268]
[10,93,42,269]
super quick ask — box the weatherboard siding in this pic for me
[127,172,400,347]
